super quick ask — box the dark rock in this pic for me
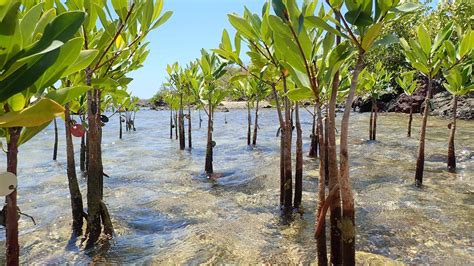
[431,92,474,120]
[352,93,398,113]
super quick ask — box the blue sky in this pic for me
[128,0,265,99]
[129,0,440,99]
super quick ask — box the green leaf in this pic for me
[7,93,25,111]
[412,62,429,75]
[459,30,473,58]
[305,16,343,37]
[392,3,421,13]
[25,11,85,58]
[0,98,64,128]
[18,122,50,146]
[361,23,382,51]
[20,3,44,45]
[151,10,173,30]
[228,14,257,40]
[268,15,292,37]
[46,86,92,105]
[63,49,99,77]
[221,29,232,51]
[34,37,84,90]
[0,47,61,103]
[287,87,313,101]
[272,0,287,20]
[111,0,128,21]
[373,33,399,48]
[417,25,431,56]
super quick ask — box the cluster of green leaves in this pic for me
[359,62,393,100]
[211,0,417,106]
[197,50,228,108]
[441,29,474,96]
[396,71,418,96]
[165,61,202,110]
[0,1,97,144]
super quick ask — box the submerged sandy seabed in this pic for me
[0,110,472,264]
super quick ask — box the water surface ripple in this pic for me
[0,110,472,264]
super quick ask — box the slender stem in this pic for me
[92,3,136,73]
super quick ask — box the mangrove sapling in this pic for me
[317,0,412,262]
[440,29,473,171]
[167,63,188,148]
[214,13,299,217]
[359,62,392,141]
[396,71,418,137]
[250,79,270,146]
[231,78,256,146]
[442,66,473,171]
[400,23,453,187]
[0,5,92,262]
[67,0,172,246]
[198,50,228,175]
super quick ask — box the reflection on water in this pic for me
[0,110,472,264]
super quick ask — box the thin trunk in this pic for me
[294,103,303,210]
[372,101,378,141]
[80,133,86,172]
[65,104,85,236]
[199,109,202,129]
[282,77,293,218]
[247,102,252,146]
[271,83,285,209]
[316,102,328,266]
[174,111,178,140]
[328,17,342,265]
[179,94,185,150]
[369,104,374,140]
[415,77,432,187]
[324,114,329,184]
[447,95,457,171]
[53,118,58,161]
[6,127,20,266]
[85,87,102,248]
[169,110,173,139]
[96,90,113,237]
[339,52,365,265]
[85,131,89,174]
[188,94,192,149]
[252,100,259,146]
[119,111,123,139]
[328,70,342,265]
[205,102,214,174]
[309,110,318,158]
[408,96,413,137]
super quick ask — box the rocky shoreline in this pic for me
[139,91,473,120]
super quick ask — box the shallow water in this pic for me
[0,109,472,264]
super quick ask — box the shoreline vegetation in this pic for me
[140,93,474,120]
